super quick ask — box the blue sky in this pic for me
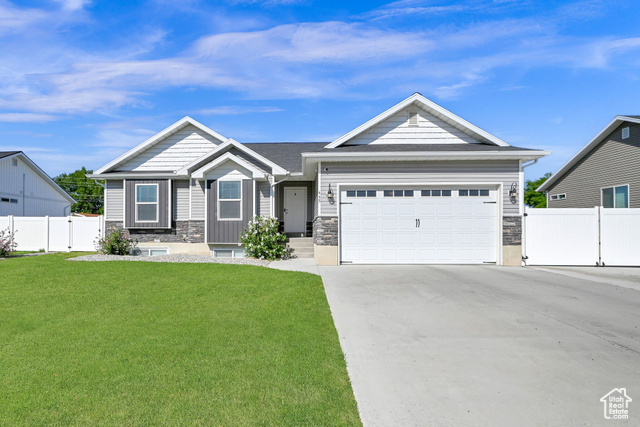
[1,0,639,180]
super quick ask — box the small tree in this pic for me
[524,172,552,208]
[95,228,137,255]
[240,216,288,260]
[0,228,17,257]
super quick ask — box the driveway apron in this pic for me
[320,265,640,426]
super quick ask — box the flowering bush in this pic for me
[95,227,137,255]
[240,216,288,260]
[0,228,17,257]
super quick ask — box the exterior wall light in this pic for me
[509,182,518,204]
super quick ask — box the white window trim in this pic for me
[622,126,630,139]
[408,111,419,127]
[550,193,566,201]
[600,184,630,208]
[135,183,159,223]
[217,179,242,221]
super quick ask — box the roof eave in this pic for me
[537,116,640,192]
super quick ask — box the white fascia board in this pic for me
[177,138,287,176]
[87,173,178,179]
[94,116,227,174]
[191,152,266,179]
[302,150,550,162]
[537,116,640,192]
[325,93,510,148]
[12,152,76,204]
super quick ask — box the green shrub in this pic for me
[0,228,17,257]
[240,216,288,260]
[95,228,137,255]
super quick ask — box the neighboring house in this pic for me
[0,151,75,217]
[88,93,548,265]
[538,116,640,208]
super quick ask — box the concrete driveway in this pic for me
[319,265,640,426]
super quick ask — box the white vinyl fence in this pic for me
[523,207,640,266]
[0,215,105,252]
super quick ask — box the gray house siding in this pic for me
[124,179,170,228]
[318,160,521,216]
[206,179,253,243]
[105,180,123,221]
[547,122,640,208]
[256,181,271,216]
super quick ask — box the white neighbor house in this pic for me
[0,151,75,217]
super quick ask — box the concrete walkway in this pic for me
[320,265,640,426]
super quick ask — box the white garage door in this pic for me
[340,187,498,264]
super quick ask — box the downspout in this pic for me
[519,159,538,265]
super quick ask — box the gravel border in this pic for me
[68,253,270,266]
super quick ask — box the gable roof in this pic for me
[191,152,267,179]
[0,151,21,159]
[94,116,227,174]
[538,115,640,192]
[247,143,327,172]
[325,93,510,148]
[177,138,288,176]
[1,151,75,204]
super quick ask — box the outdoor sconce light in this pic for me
[509,182,518,204]
[327,184,335,204]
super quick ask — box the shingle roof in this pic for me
[246,142,536,172]
[0,151,21,159]
[246,143,327,172]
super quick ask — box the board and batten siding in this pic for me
[124,179,170,228]
[0,155,71,216]
[347,105,481,145]
[105,180,124,221]
[547,122,640,209]
[119,124,221,171]
[172,179,189,221]
[319,160,520,216]
[206,179,253,243]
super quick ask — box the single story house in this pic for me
[0,151,75,217]
[89,93,548,265]
[538,115,640,208]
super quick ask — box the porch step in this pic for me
[287,237,314,258]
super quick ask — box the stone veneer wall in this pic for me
[105,221,205,243]
[502,216,522,246]
[312,216,338,246]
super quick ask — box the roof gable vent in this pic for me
[11,158,18,166]
[408,111,419,127]
[622,126,630,139]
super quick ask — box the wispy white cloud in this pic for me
[52,0,91,11]
[198,106,283,115]
[0,113,60,122]
[0,1,47,35]
[1,0,640,115]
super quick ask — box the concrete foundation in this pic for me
[314,244,338,266]
[137,242,210,255]
[502,245,522,266]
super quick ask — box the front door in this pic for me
[284,187,307,234]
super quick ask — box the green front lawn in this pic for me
[0,254,360,426]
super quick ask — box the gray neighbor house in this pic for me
[538,116,640,208]
[88,93,548,266]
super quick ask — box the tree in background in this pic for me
[54,167,104,214]
[524,172,552,208]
